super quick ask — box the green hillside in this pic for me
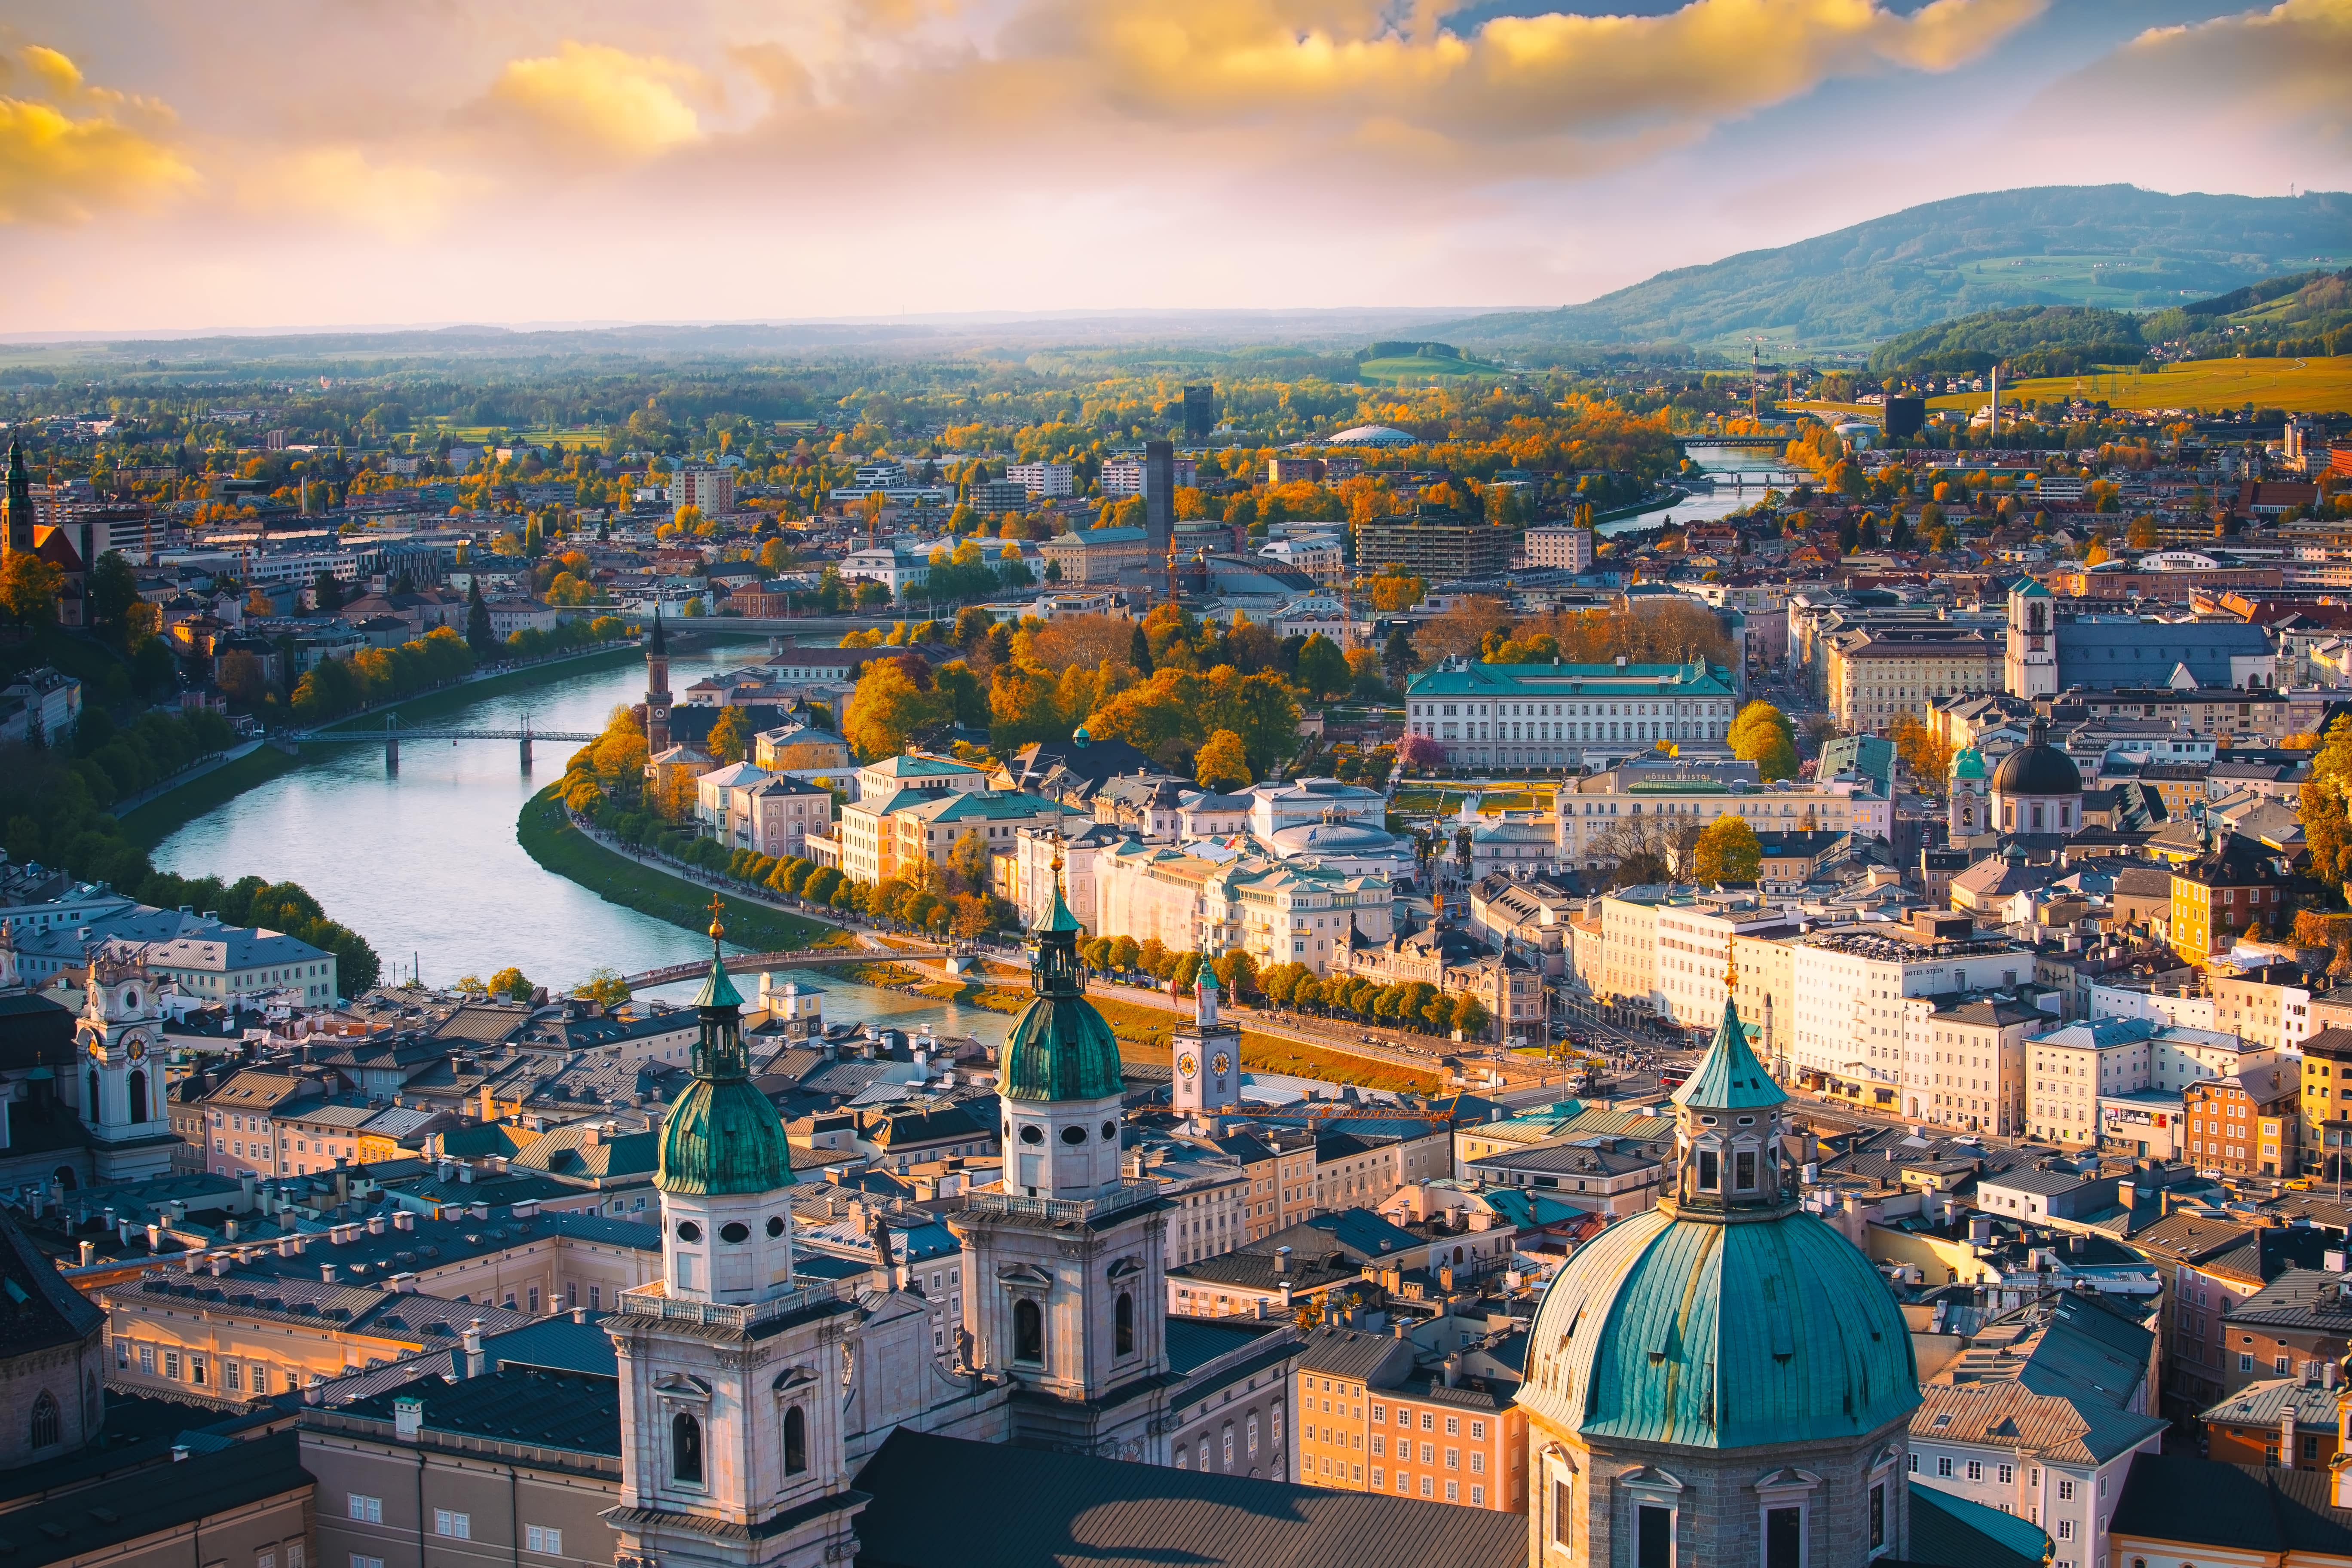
[1442,185,2352,353]
[1869,306,2147,377]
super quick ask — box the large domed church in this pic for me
[1517,970,1922,1567]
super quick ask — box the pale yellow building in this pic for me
[1823,626,2003,736]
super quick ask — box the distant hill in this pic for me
[1444,186,2352,353]
[1868,306,2147,377]
[1860,263,2352,380]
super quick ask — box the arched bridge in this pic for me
[624,943,949,992]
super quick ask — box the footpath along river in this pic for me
[150,633,1013,1039]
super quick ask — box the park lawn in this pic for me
[1927,356,2352,416]
[515,790,845,952]
[1357,354,1501,383]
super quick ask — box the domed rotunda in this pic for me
[1989,715,2082,836]
[1518,973,1919,1567]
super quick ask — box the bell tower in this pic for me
[948,849,1173,1459]
[1171,956,1242,1126]
[645,605,672,754]
[76,943,175,1182]
[605,900,867,1568]
[1948,746,1988,837]
[2004,577,2058,698]
[3,438,31,557]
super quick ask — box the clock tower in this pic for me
[76,943,178,1182]
[1171,957,1242,1126]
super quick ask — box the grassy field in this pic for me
[119,744,309,850]
[1928,355,2352,415]
[916,982,1444,1093]
[1390,785,1555,817]
[515,790,843,952]
[1357,353,1501,384]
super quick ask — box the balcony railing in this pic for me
[615,1275,855,1330]
[961,1179,1163,1227]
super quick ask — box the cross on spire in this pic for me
[707,894,726,944]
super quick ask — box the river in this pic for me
[1597,442,1811,537]
[151,634,1016,1043]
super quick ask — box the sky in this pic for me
[0,0,2346,335]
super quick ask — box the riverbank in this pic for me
[315,638,661,736]
[908,976,1444,1093]
[119,742,310,849]
[516,789,841,953]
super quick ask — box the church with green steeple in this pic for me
[949,845,1177,1459]
[1516,965,1923,1568]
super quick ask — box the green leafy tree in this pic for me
[0,554,63,634]
[2303,718,2352,893]
[1294,633,1350,701]
[487,967,532,1002]
[465,577,494,656]
[86,551,141,644]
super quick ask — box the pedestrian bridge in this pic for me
[624,943,948,992]
[283,715,596,765]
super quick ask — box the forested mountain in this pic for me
[1446,186,2352,353]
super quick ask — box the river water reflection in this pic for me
[151,634,1014,1041]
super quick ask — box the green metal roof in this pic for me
[1002,873,1122,1102]
[657,931,791,1195]
[658,1077,794,1195]
[1952,746,1987,781]
[690,949,742,1011]
[1672,994,1787,1113]
[1519,1203,1919,1449]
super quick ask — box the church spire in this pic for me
[3,437,30,556]
[1665,952,1791,1216]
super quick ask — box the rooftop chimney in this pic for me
[1274,1246,1291,1275]
[462,1320,486,1379]
[393,1396,423,1441]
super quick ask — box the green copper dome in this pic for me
[658,924,792,1196]
[1517,1202,1918,1449]
[1952,746,1986,781]
[1002,873,1123,1103]
[1522,986,1916,1449]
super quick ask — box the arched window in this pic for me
[1115,1292,1134,1357]
[86,1071,99,1121]
[1013,1298,1043,1363]
[28,1390,59,1449]
[671,1412,703,1485]
[126,1071,147,1124]
[84,1373,100,1427]
[783,1405,807,1476]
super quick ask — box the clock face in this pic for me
[127,1038,147,1062]
[1212,1052,1231,1077]
[1176,1052,1198,1079]
[86,1043,102,1063]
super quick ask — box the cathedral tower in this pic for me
[76,943,177,1182]
[646,605,672,755]
[2003,576,2058,698]
[948,850,1172,1458]
[605,902,867,1568]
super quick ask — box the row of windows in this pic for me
[346,1497,556,1554]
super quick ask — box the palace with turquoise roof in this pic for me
[1405,656,1740,772]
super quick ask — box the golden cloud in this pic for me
[0,43,193,224]
[705,0,2051,188]
[476,40,707,163]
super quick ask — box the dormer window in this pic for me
[1736,1150,1758,1191]
[1697,1151,1720,1191]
